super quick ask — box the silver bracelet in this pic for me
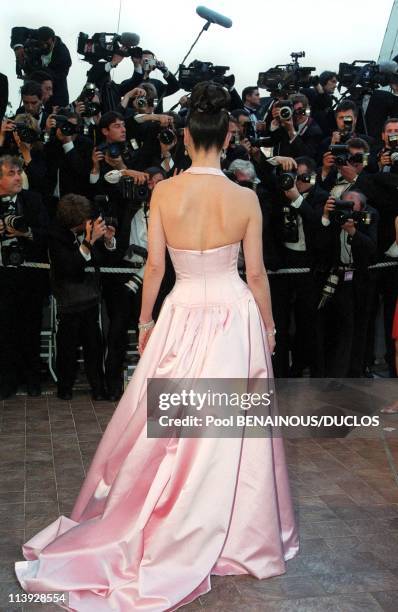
[138,319,155,332]
[266,328,276,336]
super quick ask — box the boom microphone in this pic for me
[378,60,398,75]
[196,6,232,28]
[119,32,140,47]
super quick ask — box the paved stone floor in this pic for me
[1,381,398,611]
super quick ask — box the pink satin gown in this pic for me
[15,167,299,611]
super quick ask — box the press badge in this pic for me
[344,271,353,282]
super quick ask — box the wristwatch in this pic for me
[82,239,92,250]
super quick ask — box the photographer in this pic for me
[351,77,398,142]
[301,70,338,137]
[44,108,93,209]
[377,117,398,173]
[318,100,373,161]
[228,109,263,165]
[102,167,168,400]
[49,193,116,401]
[319,137,372,195]
[0,73,8,121]
[361,118,398,376]
[221,116,249,168]
[28,70,54,113]
[267,156,329,377]
[315,190,378,376]
[0,155,49,399]
[119,50,179,113]
[71,83,103,145]
[91,112,150,191]
[269,93,323,159]
[16,80,48,131]
[0,114,47,197]
[11,26,71,105]
[242,86,262,120]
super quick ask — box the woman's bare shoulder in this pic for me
[229,182,260,207]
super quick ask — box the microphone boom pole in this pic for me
[171,6,233,77]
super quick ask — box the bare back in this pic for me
[157,173,254,251]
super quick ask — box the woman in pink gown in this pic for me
[15,82,299,610]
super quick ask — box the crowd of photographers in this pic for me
[0,25,397,402]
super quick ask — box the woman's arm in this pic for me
[242,189,276,351]
[139,183,166,324]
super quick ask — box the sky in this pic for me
[1,0,396,112]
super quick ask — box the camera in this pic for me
[338,115,354,142]
[258,51,316,94]
[277,170,316,191]
[248,136,273,147]
[120,177,150,203]
[390,151,398,165]
[293,107,311,118]
[14,121,39,144]
[135,96,148,109]
[330,199,373,225]
[12,28,43,78]
[159,127,176,146]
[143,58,156,72]
[388,134,398,149]
[329,144,350,165]
[81,102,101,118]
[275,100,293,121]
[178,60,235,91]
[79,83,101,117]
[1,214,29,234]
[282,206,299,242]
[93,195,118,228]
[53,115,79,136]
[77,31,142,64]
[338,60,398,93]
[341,115,353,132]
[278,171,296,191]
[0,203,28,267]
[348,152,369,166]
[96,142,122,159]
[1,243,25,267]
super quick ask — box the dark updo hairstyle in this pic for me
[187,81,230,151]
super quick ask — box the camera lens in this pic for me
[107,143,121,158]
[279,106,293,120]
[279,172,296,191]
[159,128,175,145]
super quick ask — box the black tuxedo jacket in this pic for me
[1,189,49,262]
[0,73,8,120]
[260,184,329,271]
[10,29,71,106]
[317,132,375,165]
[351,90,398,142]
[43,135,92,199]
[313,204,378,272]
[48,220,110,313]
[270,118,323,159]
[355,170,398,257]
